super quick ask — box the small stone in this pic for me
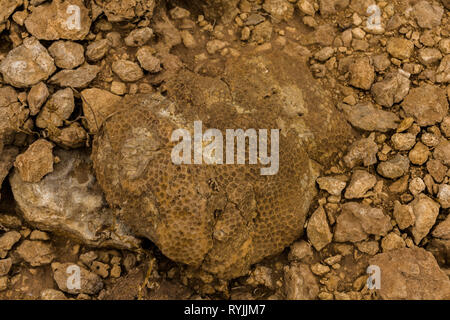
[427,159,447,183]
[48,41,85,69]
[288,241,314,263]
[342,103,400,132]
[262,0,294,21]
[307,206,332,251]
[284,263,319,300]
[85,39,110,61]
[49,122,88,149]
[0,37,56,88]
[124,27,153,47]
[0,276,8,291]
[391,133,416,151]
[432,215,450,239]
[49,64,100,88]
[81,88,122,133]
[310,263,330,276]
[16,240,55,266]
[418,48,442,66]
[298,0,316,16]
[343,135,378,168]
[387,38,414,60]
[409,142,430,165]
[434,140,450,166]
[441,116,450,138]
[377,154,410,179]
[136,47,161,73]
[110,81,127,95]
[381,232,406,252]
[14,139,54,183]
[314,47,334,62]
[437,184,450,209]
[29,230,50,241]
[0,258,12,276]
[316,176,346,196]
[27,82,49,116]
[90,261,109,278]
[356,241,379,255]
[348,57,374,90]
[40,289,67,300]
[36,88,75,129]
[371,72,410,108]
[112,60,144,82]
[180,30,197,48]
[409,177,426,196]
[0,231,21,258]
[206,40,229,54]
[110,264,121,278]
[169,6,190,20]
[411,194,440,244]
[344,170,377,199]
[412,1,444,29]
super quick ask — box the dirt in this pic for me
[0,0,449,300]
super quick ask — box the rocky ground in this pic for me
[0,0,449,300]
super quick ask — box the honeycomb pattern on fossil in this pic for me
[92,53,352,279]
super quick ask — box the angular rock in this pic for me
[401,84,449,126]
[370,248,450,299]
[0,0,23,24]
[112,60,144,82]
[48,41,85,69]
[348,57,374,90]
[49,64,100,88]
[49,122,88,149]
[52,262,103,295]
[262,0,294,21]
[24,0,91,40]
[432,214,450,239]
[412,1,444,29]
[381,232,406,252]
[344,170,376,199]
[342,102,399,132]
[307,206,332,251]
[334,202,392,242]
[14,139,54,183]
[0,258,12,276]
[393,201,415,230]
[16,240,55,266]
[436,55,450,83]
[409,142,430,165]
[36,88,75,129]
[437,184,450,209]
[85,39,110,62]
[390,132,416,151]
[316,176,346,196]
[95,0,155,22]
[377,154,410,179]
[433,140,450,166]
[418,48,443,66]
[124,27,153,47]
[411,194,440,244]
[10,149,139,249]
[0,146,19,198]
[387,38,414,60]
[371,72,410,107]
[343,135,378,168]
[0,37,56,88]
[136,47,161,73]
[27,82,49,116]
[40,289,67,300]
[283,263,319,300]
[0,231,20,258]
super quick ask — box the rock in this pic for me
[391,133,416,151]
[372,53,390,72]
[401,84,448,126]
[356,240,379,255]
[283,263,319,300]
[136,47,161,73]
[247,265,275,289]
[40,289,67,300]
[371,72,410,107]
[124,27,153,47]
[393,201,415,230]
[0,258,12,277]
[251,21,273,43]
[342,102,400,132]
[319,0,349,16]
[91,52,353,279]
[0,277,7,291]
[389,175,409,194]
[409,142,430,165]
[30,230,50,241]
[9,149,139,249]
[307,206,332,251]
[343,135,378,168]
[409,177,425,196]
[434,140,450,166]
[437,184,450,209]
[52,262,103,295]
[95,0,155,22]
[436,55,450,83]
[432,214,450,239]
[387,38,414,60]
[0,146,19,197]
[288,241,314,262]
[49,64,100,88]
[427,159,447,183]
[180,30,197,49]
[377,154,410,179]
[27,82,49,116]
[169,6,190,20]
[262,0,294,21]
[206,40,229,54]
[0,0,23,24]
[85,39,110,62]
[90,261,109,278]
[0,231,21,258]
[49,122,88,149]
[48,41,85,69]
[348,57,374,90]
[412,1,444,29]
[298,0,316,16]
[316,176,346,196]
[0,87,28,145]
[81,88,122,133]
[344,170,376,199]
[314,47,334,62]
[36,88,75,129]
[370,248,450,299]
[16,240,55,266]
[381,232,406,252]
[0,37,56,88]
[418,48,442,66]
[334,202,392,242]
[24,0,91,40]
[310,263,330,276]
[411,194,440,244]
[14,139,54,183]
[111,60,144,82]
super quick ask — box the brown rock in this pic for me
[342,102,399,132]
[27,82,49,116]
[112,60,144,82]
[411,194,440,244]
[36,88,75,129]
[349,57,374,90]
[409,142,430,165]
[283,263,319,300]
[52,262,103,295]
[16,240,55,266]
[49,64,100,88]
[48,41,85,69]
[14,139,54,183]
[81,88,122,133]
[307,206,332,251]
[344,169,376,199]
[387,38,414,60]
[377,154,410,179]
[0,231,21,258]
